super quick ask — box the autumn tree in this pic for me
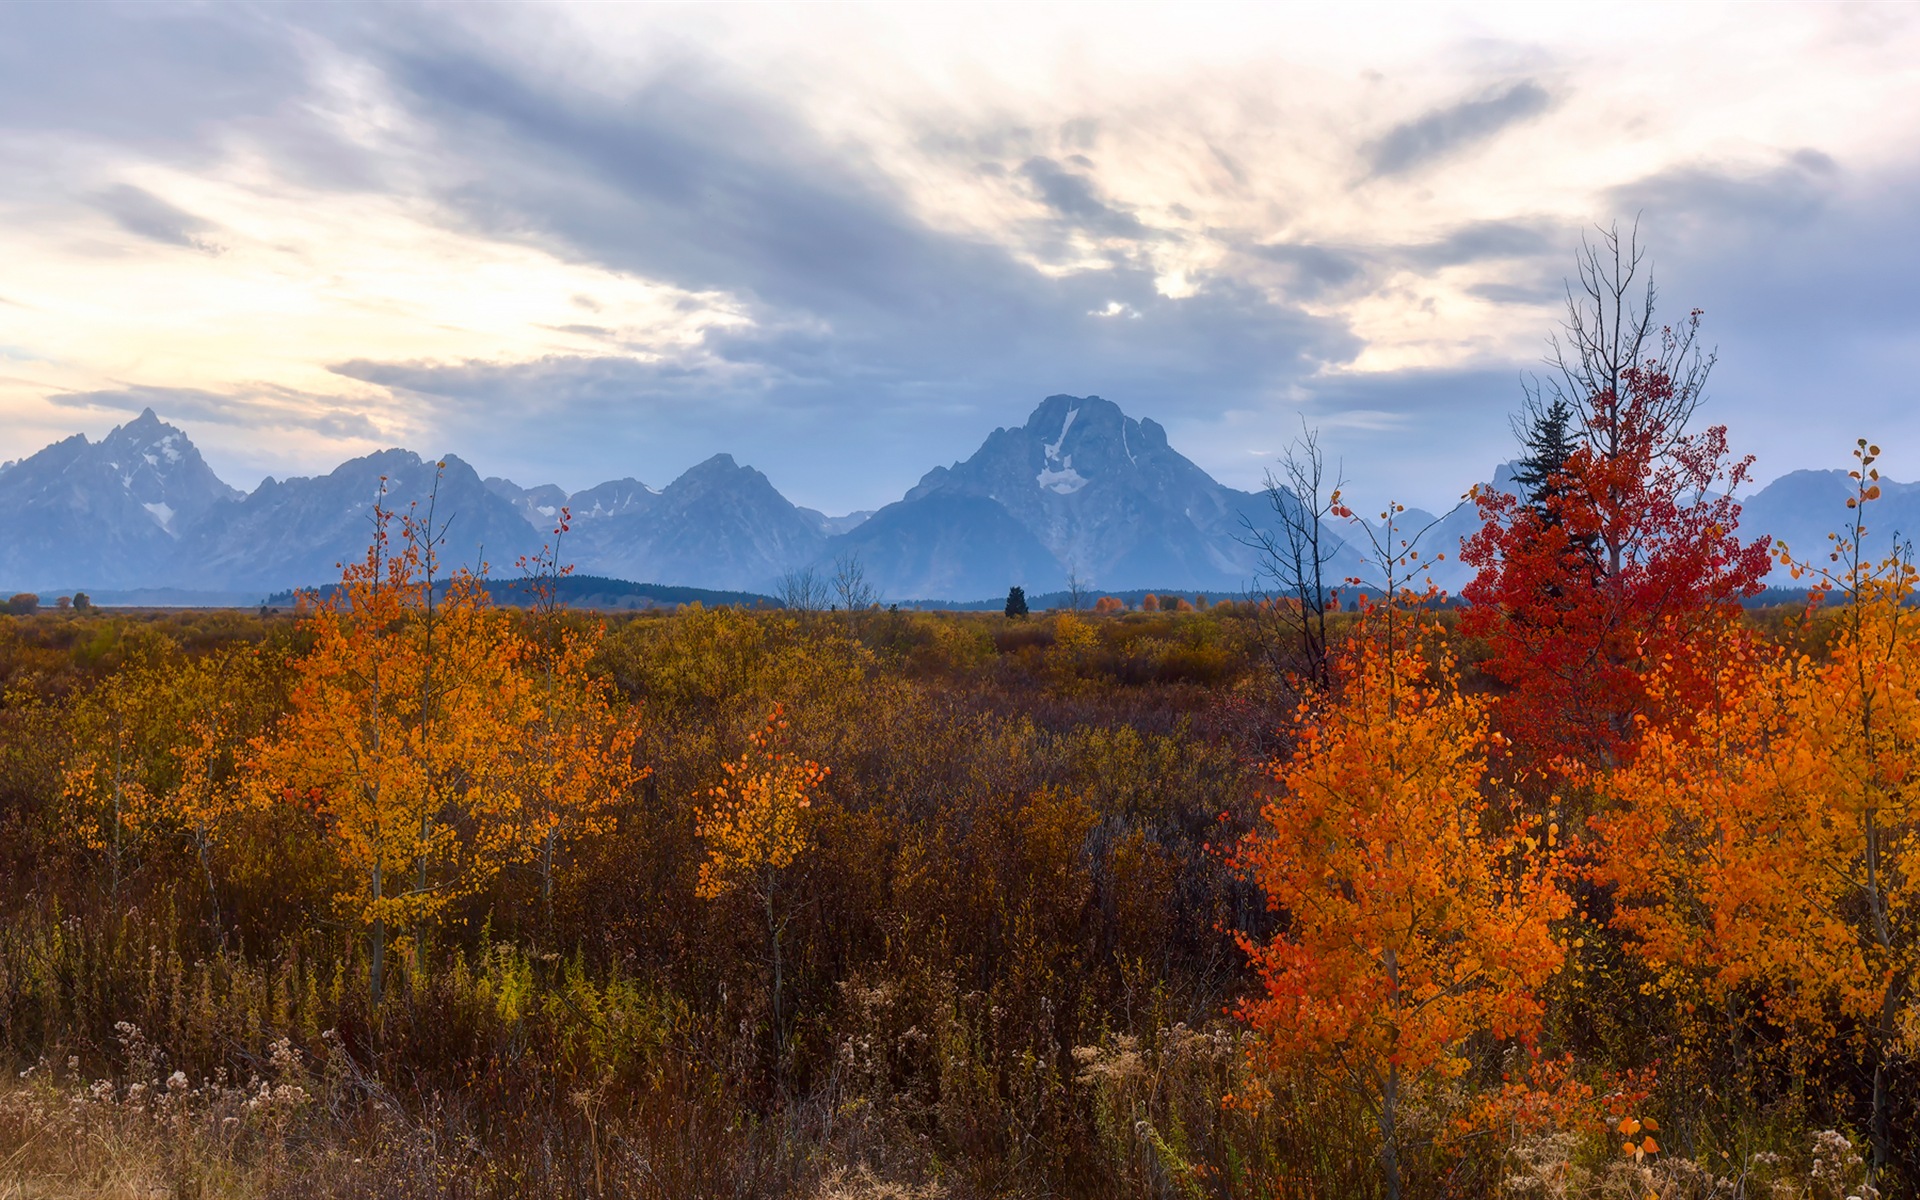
[512,509,647,937]
[60,634,186,899]
[1592,446,1919,1183]
[153,646,281,940]
[1462,228,1771,773]
[694,706,828,1075]
[253,476,532,1008]
[57,632,281,941]
[1234,604,1569,1199]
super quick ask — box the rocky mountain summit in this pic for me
[854,394,1362,597]
[0,408,239,589]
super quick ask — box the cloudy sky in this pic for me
[3,2,1918,513]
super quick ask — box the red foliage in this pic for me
[1460,366,1771,773]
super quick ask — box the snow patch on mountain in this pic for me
[1036,463,1090,494]
[1043,406,1080,461]
[1036,404,1091,493]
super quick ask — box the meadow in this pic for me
[0,470,1912,1199]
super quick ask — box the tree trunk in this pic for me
[1868,974,1906,1184]
[542,828,557,942]
[370,861,386,1011]
[766,880,784,1090]
[1379,944,1404,1200]
[196,834,224,948]
[1379,1061,1403,1200]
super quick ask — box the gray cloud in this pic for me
[1249,243,1367,300]
[0,5,308,164]
[53,384,381,441]
[1468,281,1558,305]
[1017,156,1151,240]
[1368,80,1551,176]
[1406,218,1556,266]
[1241,220,1565,307]
[92,183,220,250]
[1608,154,1833,238]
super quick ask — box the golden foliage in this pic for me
[1233,615,1571,1186]
[694,706,828,901]
[251,494,532,989]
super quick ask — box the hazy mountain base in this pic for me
[6,398,1892,603]
[0,397,1364,599]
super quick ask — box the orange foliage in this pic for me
[1234,616,1569,1193]
[1591,448,1919,1172]
[513,510,648,928]
[253,487,532,1003]
[695,706,828,901]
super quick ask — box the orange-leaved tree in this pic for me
[695,705,828,1071]
[254,477,532,1008]
[513,509,648,937]
[1234,600,1569,1200]
[1591,444,1919,1183]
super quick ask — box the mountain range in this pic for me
[0,397,1901,602]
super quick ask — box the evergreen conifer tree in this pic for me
[1004,586,1028,618]
[1512,396,1578,518]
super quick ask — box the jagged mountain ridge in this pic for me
[0,400,1887,601]
[1738,469,1920,580]
[0,408,239,589]
[175,449,543,591]
[561,454,832,593]
[871,394,1345,597]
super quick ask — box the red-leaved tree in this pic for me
[1461,230,1771,774]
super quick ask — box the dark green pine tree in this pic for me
[1004,585,1029,618]
[1511,395,1599,583]
[1512,397,1579,520]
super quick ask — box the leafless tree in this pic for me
[1065,564,1088,612]
[832,552,878,611]
[1526,220,1715,577]
[778,566,831,612]
[1238,421,1344,691]
[1532,220,1713,464]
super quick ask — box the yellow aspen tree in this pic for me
[59,634,185,899]
[694,706,828,1068]
[148,646,279,941]
[253,477,532,1009]
[1594,444,1920,1183]
[512,510,648,937]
